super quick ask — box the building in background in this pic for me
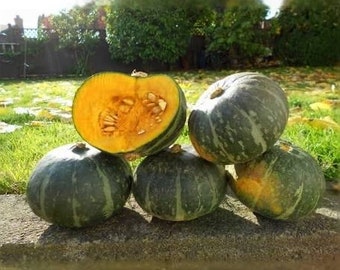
[0,15,24,55]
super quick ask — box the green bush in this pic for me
[273,0,340,66]
[105,6,192,65]
[205,3,269,68]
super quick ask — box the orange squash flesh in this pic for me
[72,72,182,155]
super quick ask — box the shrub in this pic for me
[105,5,192,65]
[273,0,340,66]
[205,3,269,68]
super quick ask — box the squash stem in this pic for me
[170,144,182,154]
[131,69,148,78]
[210,87,224,99]
[70,142,89,154]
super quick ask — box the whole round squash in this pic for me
[26,143,133,228]
[72,71,187,160]
[132,144,228,221]
[229,140,325,221]
[188,72,289,164]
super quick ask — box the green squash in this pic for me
[132,144,228,221]
[229,140,325,221]
[188,72,289,164]
[72,72,187,161]
[26,143,133,228]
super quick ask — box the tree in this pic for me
[274,0,340,66]
[205,0,269,67]
[105,0,216,66]
[51,2,103,75]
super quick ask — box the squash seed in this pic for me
[100,110,119,135]
[147,92,157,102]
[151,106,162,115]
[137,129,146,135]
[103,126,116,132]
[122,98,135,106]
[104,115,116,122]
[103,120,115,126]
[158,99,167,111]
[142,99,150,105]
[110,113,119,121]
[119,105,131,113]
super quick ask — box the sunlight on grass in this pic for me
[0,67,339,194]
[0,123,81,194]
[283,124,339,180]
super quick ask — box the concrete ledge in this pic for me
[0,188,339,269]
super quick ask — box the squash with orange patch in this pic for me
[229,140,325,221]
[72,71,187,160]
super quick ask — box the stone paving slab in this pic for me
[0,187,339,268]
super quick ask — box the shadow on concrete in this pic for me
[0,193,339,265]
[37,191,339,245]
[37,207,149,244]
[148,206,260,238]
[37,203,262,245]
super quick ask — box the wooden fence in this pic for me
[0,28,205,78]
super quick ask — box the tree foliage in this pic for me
[51,2,102,75]
[105,0,214,65]
[106,7,192,65]
[205,0,269,67]
[274,0,340,66]
[39,0,339,72]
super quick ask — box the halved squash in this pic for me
[72,72,187,159]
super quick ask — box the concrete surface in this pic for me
[0,186,339,269]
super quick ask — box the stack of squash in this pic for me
[26,71,325,228]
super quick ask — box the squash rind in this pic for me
[132,145,228,221]
[230,140,326,221]
[188,72,289,164]
[26,143,133,228]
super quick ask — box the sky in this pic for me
[0,0,92,29]
[0,0,283,29]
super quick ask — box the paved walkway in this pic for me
[0,188,339,269]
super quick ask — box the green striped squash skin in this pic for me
[188,72,289,164]
[132,145,228,221]
[230,140,325,221]
[26,143,133,228]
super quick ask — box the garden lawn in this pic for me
[0,67,339,194]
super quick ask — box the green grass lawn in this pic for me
[0,67,339,194]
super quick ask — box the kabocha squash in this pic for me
[26,143,132,228]
[188,72,289,164]
[229,140,325,221]
[132,144,228,221]
[72,71,187,160]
